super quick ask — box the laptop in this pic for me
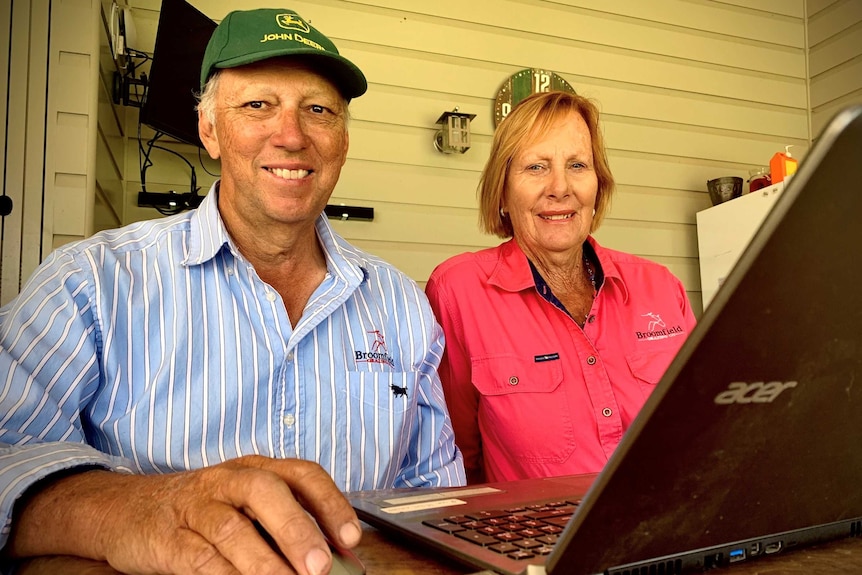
[347,104,862,575]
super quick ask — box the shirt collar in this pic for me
[182,181,367,288]
[488,235,630,302]
[314,211,368,287]
[488,239,539,291]
[184,182,228,266]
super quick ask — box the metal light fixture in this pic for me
[434,107,477,154]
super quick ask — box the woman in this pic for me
[426,90,696,484]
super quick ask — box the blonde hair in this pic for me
[478,90,614,238]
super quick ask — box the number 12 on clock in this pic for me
[493,68,576,128]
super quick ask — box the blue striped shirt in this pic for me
[0,186,465,547]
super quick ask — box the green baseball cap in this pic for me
[200,8,367,99]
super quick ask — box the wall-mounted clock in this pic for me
[493,68,576,128]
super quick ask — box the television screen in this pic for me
[139,0,216,147]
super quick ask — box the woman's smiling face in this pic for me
[502,110,598,259]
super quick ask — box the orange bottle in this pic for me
[770,145,798,184]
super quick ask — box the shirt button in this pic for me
[265,291,277,302]
[602,407,613,417]
[508,376,519,386]
[226,267,234,276]
[282,414,295,427]
[587,356,597,365]
[587,315,596,323]
[286,351,295,362]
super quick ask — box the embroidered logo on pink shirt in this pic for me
[354,329,396,367]
[636,312,685,341]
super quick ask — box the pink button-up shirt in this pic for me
[426,237,696,483]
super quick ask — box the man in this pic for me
[0,8,464,575]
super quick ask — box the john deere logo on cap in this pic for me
[276,13,310,33]
[260,13,326,51]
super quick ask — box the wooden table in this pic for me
[354,523,862,574]
[11,523,862,574]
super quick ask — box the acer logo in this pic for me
[713,381,797,405]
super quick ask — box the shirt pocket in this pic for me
[344,371,417,416]
[625,349,678,398]
[339,371,420,485]
[471,354,575,464]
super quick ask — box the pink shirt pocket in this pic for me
[471,354,576,466]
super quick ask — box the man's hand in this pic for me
[6,455,362,575]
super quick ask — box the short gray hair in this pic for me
[195,71,221,127]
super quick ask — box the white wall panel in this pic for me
[42,0,100,261]
[808,25,862,76]
[808,0,862,139]
[0,0,22,306]
[806,0,862,45]
[810,58,862,107]
[53,173,90,235]
[807,0,840,16]
[3,0,50,305]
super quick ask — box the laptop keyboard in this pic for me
[422,499,580,561]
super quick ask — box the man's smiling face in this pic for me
[199,58,349,233]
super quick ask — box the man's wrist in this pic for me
[5,467,111,561]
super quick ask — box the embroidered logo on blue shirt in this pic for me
[354,329,396,367]
[390,384,408,398]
